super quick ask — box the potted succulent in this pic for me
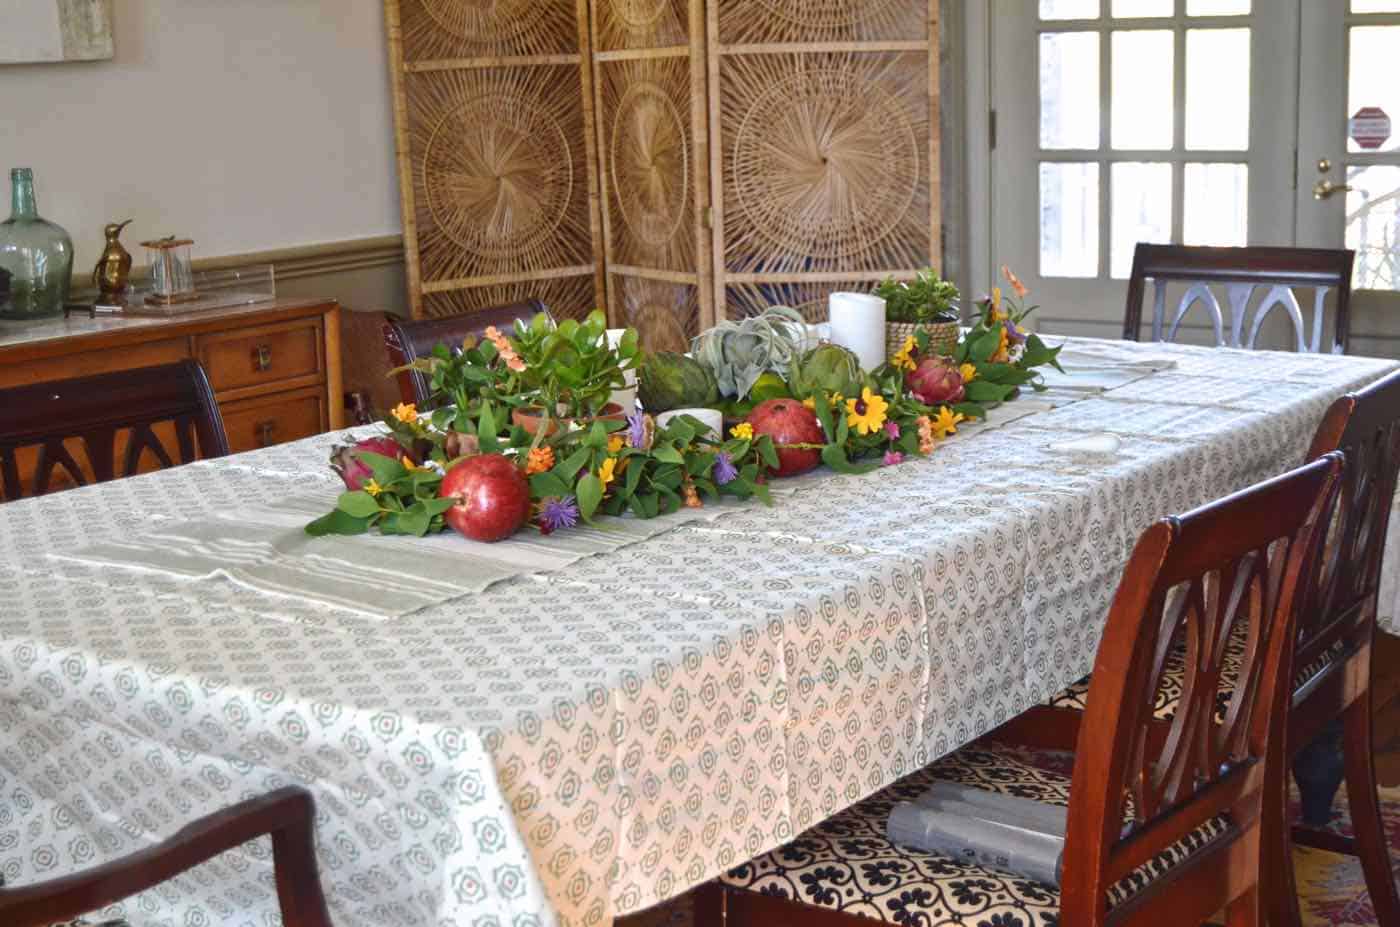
[508,309,639,435]
[876,269,961,361]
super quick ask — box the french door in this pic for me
[989,0,1400,354]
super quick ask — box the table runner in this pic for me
[0,336,1396,927]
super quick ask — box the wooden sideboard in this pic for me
[0,299,344,457]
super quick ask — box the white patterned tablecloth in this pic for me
[1,337,1396,927]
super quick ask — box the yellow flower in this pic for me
[364,479,383,497]
[845,387,890,436]
[802,397,817,411]
[607,434,626,454]
[391,402,418,425]
[891,334,918,372]
[402,455,425,471]
[959,363,978,383]
[525,445,555,475]
[1002,264,1029,299]
[730,422,754,441]
[598,457,618,489]
[931,406,965,440]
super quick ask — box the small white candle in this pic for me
[827,292,886,370]
[656,408,722,438]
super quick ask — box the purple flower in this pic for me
[1005,317,1027,345]
[883,421,900,440]
[626,410,653,450]
[713,451,739,485]
[538,496,580,533]
[883,451,904,467]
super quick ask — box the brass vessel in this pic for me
[91,219,133,304]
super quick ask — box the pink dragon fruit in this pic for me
[906,356,965,406]
[329,436,412,491]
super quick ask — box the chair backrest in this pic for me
[383,299,549,409]
[1299,369,1400,699]
[0,359,229,502]
[0,786,332,927]
[1061,455,1342,924]
[1123,244,1355,354]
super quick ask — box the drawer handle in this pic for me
[256,420,277,447]
[253,344,273,372]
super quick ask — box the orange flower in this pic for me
[390,402,419,424]
[682,477,703,509]
[525,445,555,475]
[1001,265,1029,299]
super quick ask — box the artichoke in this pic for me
[787,343,864,401]
[637,352,720,413]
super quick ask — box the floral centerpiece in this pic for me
[307,269,1063,543]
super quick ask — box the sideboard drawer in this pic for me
[221,387,326,453]
[0,337,189,389]
[198,320,322,394]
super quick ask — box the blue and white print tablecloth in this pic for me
[1,337,1396,927]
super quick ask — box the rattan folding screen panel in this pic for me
[384,1,940,339]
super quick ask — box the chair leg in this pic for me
[1340,696,1400,924]
[1292,718,1346,829]
[1224,885,1260,927]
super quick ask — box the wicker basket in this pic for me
[886,320,959,362]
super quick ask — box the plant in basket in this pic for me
[876,268,961,359]
[507,310,638,433]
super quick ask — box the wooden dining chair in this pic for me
[716,455,1341,927]
[383,299,549,409]
[0,359,230,502]
[1122,244,1355,354]
[0,787,333,927]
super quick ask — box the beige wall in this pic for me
[0,0,404,308]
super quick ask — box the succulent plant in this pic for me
[690,306,813,399]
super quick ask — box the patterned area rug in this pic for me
[1294,782,1400,927]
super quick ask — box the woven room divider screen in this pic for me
[385,1,940,343]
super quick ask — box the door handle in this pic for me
[256,419,277,447]
[253,344,273,371]
[1313,179,1353,201]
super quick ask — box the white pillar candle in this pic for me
[827,292,886,370]
[656,408,723,438]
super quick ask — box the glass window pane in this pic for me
[1188,0,1251,13]
[1353,1,1400,12]
[1041,32,1101,149]
[1112,30,1174,149]
[1111,163,1173,279]
[1184,163,1248,246]
[1041,0,1100,18]
[1346,165,1400,291]
[1348,27,1400,153]
[1112,0,1172,16]
[1186,29,1250,150]
[1041,162,1101,277]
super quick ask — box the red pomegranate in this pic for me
[747,398,825,477]
[330,436,412,491]
[439,454,531,542]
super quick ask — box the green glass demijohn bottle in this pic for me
[0,168,73,319]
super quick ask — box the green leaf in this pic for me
[422,497,458,517]
[337,491,381,518]
[965,380,1016,403]
[356,451,407,486]
[556,447,591,479]
[478,403,499,453]
[305,509,372,536]
[969,328,1002,364]
[398,504,431,537]
[652,442,685,465]
[529,470,572,499]
[756,435,779,471]
[665,415,697,445]
[624,455,646,496]
[822,444,880,475]
[813,391,836,440]
[952,401,987,420]
[576,474,604,521]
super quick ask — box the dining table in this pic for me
[2,334,1398,927]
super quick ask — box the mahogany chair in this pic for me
[0,359,229,502]
[1267,368,1400,926]
[717,456,1341,926]
[1122,244,1355,354]
[383,299,549,409]
[0,787,333,927]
